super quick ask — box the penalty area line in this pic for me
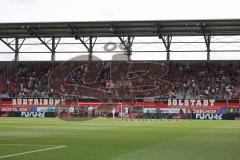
[0,145,66,159]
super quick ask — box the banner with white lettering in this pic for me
[1,98,65,107]
[0,98,239,108]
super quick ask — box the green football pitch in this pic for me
[0,118,239,160]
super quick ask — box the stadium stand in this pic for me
[0,61,239,99]
[167,62,240,99]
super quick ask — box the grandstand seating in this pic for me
[0,61,239,99]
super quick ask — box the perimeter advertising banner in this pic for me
[0,98,239,119]
[0,98,239,108]
[0,98,59,117]
[1,98,65,107]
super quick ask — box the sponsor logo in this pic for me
[196,114,223,120]
[160,108,181,114]
[21,112,45,118]
[186,109,218,114]
[0,107,29,112]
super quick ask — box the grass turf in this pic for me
[0,118,239,160]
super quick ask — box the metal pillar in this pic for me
[201,23,211,61]
[127,36,132,61]
[118,36,134,61]
[204,35,211,61]
[89,36,93,61]
[51,37,56,63]
[15,38,19,62]
[159,35,172,61]
[69,26,97,61]
[166,36,172,61]
[157,24,172,61]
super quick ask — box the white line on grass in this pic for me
[0,144,58,147]
[0,145,66,159]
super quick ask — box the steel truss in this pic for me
[1,19,240,61]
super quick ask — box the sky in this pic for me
[0,0,240,61]
[1,0,240,22]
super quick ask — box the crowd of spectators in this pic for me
[49,61,106,99]
[0,61,239,99]
[167,62,240,99]
[0,62,53,98]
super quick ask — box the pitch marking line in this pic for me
[0,144,59,147]
[0,144,66,159]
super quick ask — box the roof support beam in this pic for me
[0,38,25,62]
[28,28,52,52]
[51,37,56,63]
[118,36,134,61]
[55,38,61,51]
[111,25,134,61]
[15,38,19,62]
[89,36,93,61]
[76,36,97,61]
[28,28,61,62]
[69,26,97,61]
[159,35,172,61]
[76,36,90,52]
[201,24,211,61]
[51,37,61,64]
[205,35,211,61]
[157,24,172,61]
[0,38,15,52]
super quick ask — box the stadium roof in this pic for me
[1,19,240,38]
[1,19,240,61]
